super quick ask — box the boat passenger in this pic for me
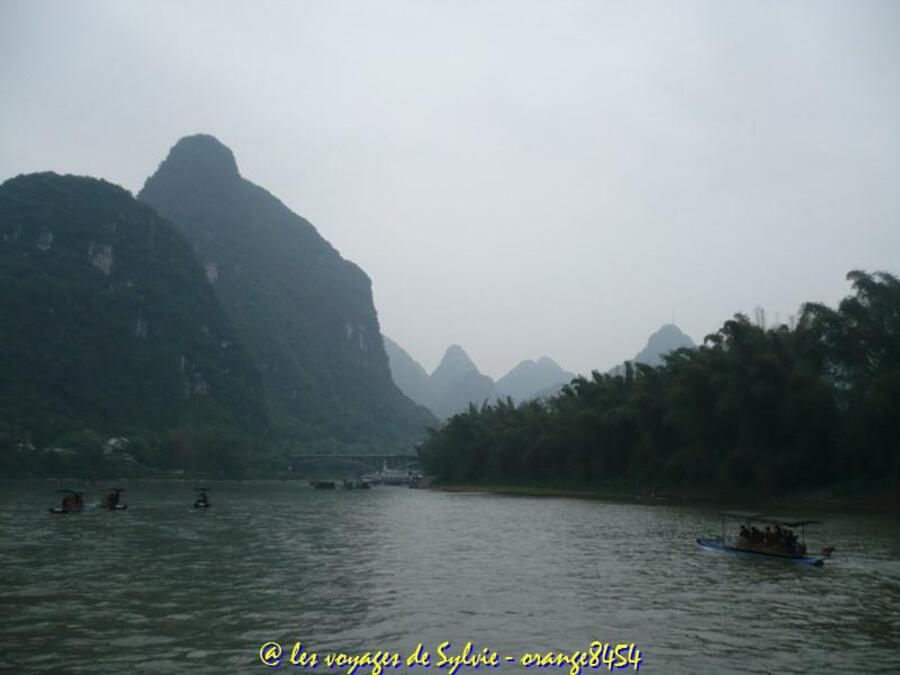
[786,530,798,554]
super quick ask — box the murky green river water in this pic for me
[1,481,898,673]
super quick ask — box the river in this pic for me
[1,481,898,673]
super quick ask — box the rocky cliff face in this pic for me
[0,172,266,438]
[139,135,434,450]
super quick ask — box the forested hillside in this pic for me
[0,173,267,476]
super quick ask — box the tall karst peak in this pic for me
[433,344,478,379]
[635,323,695,366]
[156,134,240,182]
[139,135,435,451]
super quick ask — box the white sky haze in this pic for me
[2,0,898,378]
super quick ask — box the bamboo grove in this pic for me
[418,271,900,493]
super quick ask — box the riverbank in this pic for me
[431,481,900,514]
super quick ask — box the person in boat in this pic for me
[60,492,83,512]
[106,489,119,509]
[196,490,209,506]
[785,529,798,554]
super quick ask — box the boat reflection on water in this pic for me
[341,479,371,489]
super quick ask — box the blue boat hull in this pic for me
[697,538,824,566]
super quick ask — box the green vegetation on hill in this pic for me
[0,173,268,477]
[420,271,900,495]
[139,135,435,452]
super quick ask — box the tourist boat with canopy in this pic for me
[697,511,835,566]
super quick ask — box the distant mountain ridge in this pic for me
[139,134,434,451]
[430,347,497,419]
[496,357,575,402]
[384,340,573,418]
[609,323,696,376]
[633,324,696,365]
[382,336,431,407]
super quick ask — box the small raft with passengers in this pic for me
[194,487,211,508]
[49,489,85,514]
[697,511,835,567]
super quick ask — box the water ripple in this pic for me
[1,481,898,673]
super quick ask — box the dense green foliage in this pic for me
[420,271,900,494]
[139,135,435,452]
[0,173,268,477]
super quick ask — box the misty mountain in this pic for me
[384,339,574,418]
[382,335,431,407]
[139,134,434,452]
[495,357,575,402]
[632,323,696,365]
[0,173,266,442]
[609,323,696,375]
[383,341,496,420]
[429,345,481,393]
[523,325,698,400]
[429,346,497,419]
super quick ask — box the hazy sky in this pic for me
[2,1,899,378]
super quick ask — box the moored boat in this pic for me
[310,480,336,489]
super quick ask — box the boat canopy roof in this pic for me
[762,516,822,527]
[719,510,763,520]
[719,511,822,526]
